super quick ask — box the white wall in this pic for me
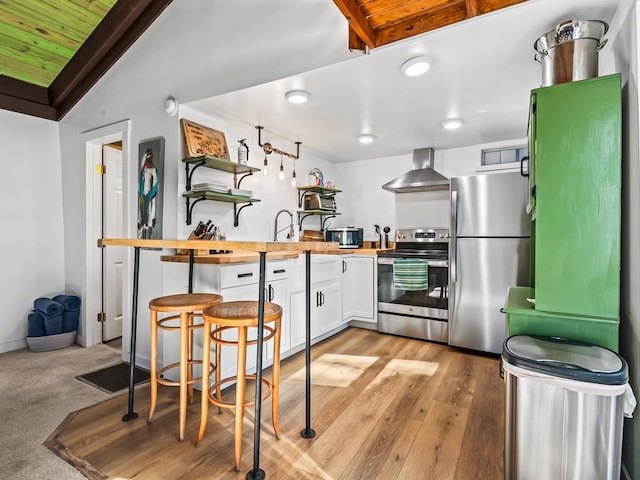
[55,0,354,359]
[608,1,640,477]
[336,138,527,241]
[178,106,338,241]
[0,110,65,353]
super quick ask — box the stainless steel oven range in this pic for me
[377,227,449,343]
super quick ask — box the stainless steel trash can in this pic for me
[502,335,629,480]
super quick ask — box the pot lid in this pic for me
[534,19,608,53]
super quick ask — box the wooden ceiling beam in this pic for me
[0,76,56,119]
[465,0,478,17]
[476,0,526,16]
[51,0,173,119]
[348,26,367,53]
[333,0,527,49]
[375,3,468,47]
[332,0,377,49]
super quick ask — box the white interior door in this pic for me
[103,144,124,341]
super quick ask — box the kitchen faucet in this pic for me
[273,209,294,241]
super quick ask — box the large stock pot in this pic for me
[534,20,608,86]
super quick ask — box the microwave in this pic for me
[325,227,363,249]
[304,193,336,211]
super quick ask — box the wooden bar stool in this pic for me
[148,292,223,441]
[196,300,282,471]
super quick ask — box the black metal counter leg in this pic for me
[247,251,267,480]
[301,250,316,439]
[123,246,140,421]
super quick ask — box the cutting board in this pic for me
[181,118,230,160]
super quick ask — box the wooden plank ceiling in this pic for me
[0,0,173,120]
[332,0,527,51]
[1,0,526,122]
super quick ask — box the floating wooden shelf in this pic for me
[182,155,261,227]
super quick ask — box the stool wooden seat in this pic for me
[196,300,282,471]
[148,292,223,441]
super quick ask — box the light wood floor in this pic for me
[46,327,505,480]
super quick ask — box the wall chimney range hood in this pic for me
[382,148,449,193]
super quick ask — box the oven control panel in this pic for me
[396,227,449,242]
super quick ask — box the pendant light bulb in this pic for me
[278,156,285,180]
[262,155,269,176]
[291,169,297,187]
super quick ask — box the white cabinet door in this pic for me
[289,289,306,350]
[265,277,289,359]
[315,282,342,335]
[290,281,342,348]
[217,282,262,380]
[342,256,376,323]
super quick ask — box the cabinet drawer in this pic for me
[220,263,260,289]
[311,256,340,284]
[266,260,290,281]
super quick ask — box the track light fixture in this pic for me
[255,125,301,179]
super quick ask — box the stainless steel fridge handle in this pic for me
[520,156,529,177]
[450,190,458,284]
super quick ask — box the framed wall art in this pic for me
[137,137,165,239]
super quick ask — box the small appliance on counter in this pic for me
[304,193,336,211]
[325,227,363,248]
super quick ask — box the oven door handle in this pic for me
[377,257,447,267]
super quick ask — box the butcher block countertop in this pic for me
[97,238,390,265]
[315,247,386,255]
[160,251,300,264]
[159,246,389,264]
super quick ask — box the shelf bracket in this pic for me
[297,213,312,231]
[236,170,253,189]
[297,212,337,232]
[184,159,206,191]
[234,203,254,227]
[321,215,336,231]
[185,196,207,225]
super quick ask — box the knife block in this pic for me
[175,232,212,256]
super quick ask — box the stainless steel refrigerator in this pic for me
[449,171,530,354]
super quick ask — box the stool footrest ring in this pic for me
[157,360,215,388]
[210,325,276,346]
[207,374,272,409]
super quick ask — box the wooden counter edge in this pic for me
[100,238,339,251]
[161,252,300,264]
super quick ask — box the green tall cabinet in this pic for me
[506,74,621,351]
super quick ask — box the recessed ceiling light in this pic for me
[401,56,433,77]
[285,90,310,104]
[442,118,464,130]
[357,134,376,144]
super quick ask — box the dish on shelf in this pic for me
[192,182,230,193]
[228,188,253,197]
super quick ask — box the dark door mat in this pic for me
[76,362,150,394]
